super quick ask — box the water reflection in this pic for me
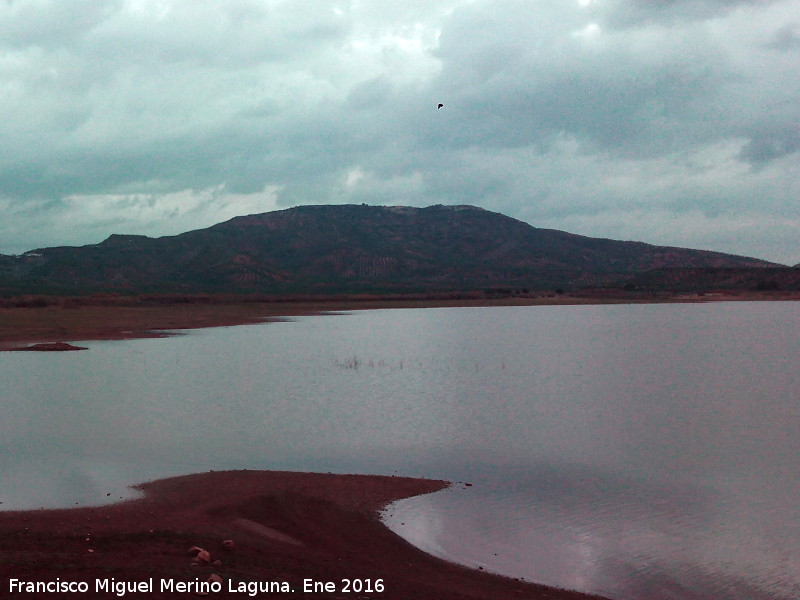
[385,463,800,600]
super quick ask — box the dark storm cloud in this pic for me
[426,0,747,159]
[739,126,800,163]
[1,1,357,202]
[601,0,783,28]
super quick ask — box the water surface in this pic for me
[2,302,799,599]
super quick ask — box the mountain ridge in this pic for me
[0,204,787,295]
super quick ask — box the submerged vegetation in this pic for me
[333,355,508,373]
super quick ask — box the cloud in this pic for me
[766,21,800,49]
[599,0,783,29]
[0,184,280,254]
[739,125,800,164]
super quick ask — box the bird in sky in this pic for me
[437,103,444,109]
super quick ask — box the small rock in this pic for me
[221,539,234,551]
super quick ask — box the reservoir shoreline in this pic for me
[0,470,610,600]
[2,290,797,349]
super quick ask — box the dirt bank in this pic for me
[2,291,796,349]
[0,470,610,599]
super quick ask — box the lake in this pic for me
[2,302,799,599]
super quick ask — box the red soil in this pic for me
[7,342,88,351]
[7,292,793,349]
[0,470,609,599]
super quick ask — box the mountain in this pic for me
[624,266,800,292]
[0,204,783,295]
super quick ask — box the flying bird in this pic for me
[437,103,444,109]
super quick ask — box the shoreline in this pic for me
[0,470,610,599]
[2,291,798,349]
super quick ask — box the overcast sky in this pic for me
[2,0,798,263]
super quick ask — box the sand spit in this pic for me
[0,470,610,599]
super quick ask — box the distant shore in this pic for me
[0,470,610,599]
[1,290,798,349]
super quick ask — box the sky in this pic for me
[1,0,798,264]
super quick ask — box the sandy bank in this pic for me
[0,470,610,599]
[2,291,797,349]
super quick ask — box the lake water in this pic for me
[2,303,799,599]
